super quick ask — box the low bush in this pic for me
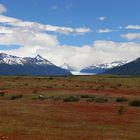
[10,94,23,100]
[117,84,122,87]
[0,92,5,96]
[129,99,140,107]
[116,97,128,103]
[49,77,53,80]
[95,97,108,103]
[38,95,46,100]
[63,96,80,102]
[81,95,95,99]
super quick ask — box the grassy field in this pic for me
[0,75,140,140]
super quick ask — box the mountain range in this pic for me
[80,60,129,74]
[0,53,71,76]
[103,57,140,75]
[0,53,139,76]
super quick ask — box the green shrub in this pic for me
[81,95,95,99]
[0,92,5,96]
[10,94,23,100]
[32,95,46,100]
[116,97,128,102]
[117,84,122,87]
[129,99,140,107]
[63,96,80,102]
[95,97,108,103]
[38,95,44,100]
[49,77,53,80]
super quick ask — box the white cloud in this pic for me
[97,28,112,33]
[121,33,140,40]
[75,27,91,35]
[0,15,91,35]
[98,16,107,21]
[0,26,14,34]
[0,4,7,14]
[125,25,140,30]
[0,15,21,23]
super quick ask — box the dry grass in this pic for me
[0,75,140,140]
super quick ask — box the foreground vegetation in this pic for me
[0,75,140,140]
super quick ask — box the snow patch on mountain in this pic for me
[81,60,129,74]
[0,53,54,66]
[88,60,128,69]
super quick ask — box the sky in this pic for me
[0,0,140,70]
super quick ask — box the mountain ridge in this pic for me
[103,57,140,75]
[0,53,71,76]
[80,60,129,74]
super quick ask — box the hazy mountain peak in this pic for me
[60,63,74,71]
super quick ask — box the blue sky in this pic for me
[0,0,140,69]
[1,0,140,45]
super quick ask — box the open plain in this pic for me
[0,75,140,140]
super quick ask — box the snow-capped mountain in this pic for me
[103,57,140,75]
[0,53,71,76]
[0,53,53,66]
[60,63,74,71]
[0,53,24,65]
[80,60,129,74]
[23,55,54,66]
